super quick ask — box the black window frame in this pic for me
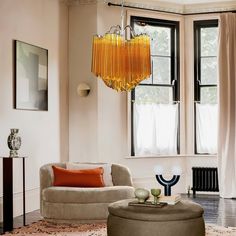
[194,19,218,154]
[130,16,180,156]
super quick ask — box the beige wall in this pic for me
[0,0,68,217]
[96,3,128,164]
[69,3,98,162]
[69,3,129,165]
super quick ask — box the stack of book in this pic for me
[158,194,181,205]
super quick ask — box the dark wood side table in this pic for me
[1,157,26,233]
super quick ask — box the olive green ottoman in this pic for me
[107,199,205,236]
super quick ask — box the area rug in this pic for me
[5,221,236,236]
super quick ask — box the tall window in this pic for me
[131,17,179,156]
[194,20,218,154]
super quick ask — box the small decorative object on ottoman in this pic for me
[107,199,205,236]
[151,188,161,205]
[134,188,149,203]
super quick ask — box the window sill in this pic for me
[125,154,217,159]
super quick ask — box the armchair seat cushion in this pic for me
[43,186,134,204]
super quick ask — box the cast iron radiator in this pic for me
[192,167,219,196]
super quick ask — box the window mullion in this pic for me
[171,27,176,101]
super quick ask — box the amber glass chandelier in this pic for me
[91,2,151,92]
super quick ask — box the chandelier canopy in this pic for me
[91,4,151,92]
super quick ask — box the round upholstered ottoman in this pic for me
[107,199,205,236]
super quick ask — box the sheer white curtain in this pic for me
[196,103,218,154]
[218,13,236,198]
[134,103,178,155]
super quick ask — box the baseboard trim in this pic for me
[0,188,40,220]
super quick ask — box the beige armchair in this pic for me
[40,163,134,223]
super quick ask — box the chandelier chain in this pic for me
[121,0,125,36]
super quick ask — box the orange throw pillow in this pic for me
[52,166,105,187]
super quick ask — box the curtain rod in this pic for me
[107,2,236,16]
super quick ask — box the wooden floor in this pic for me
[10,194,236,229]
[182,194,236,227]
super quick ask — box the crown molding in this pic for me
[184,1,236,14]
[107,0,236,14]
[66,0,236,14]
[65,0,99,5]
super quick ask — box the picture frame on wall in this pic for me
[14,40,48,111]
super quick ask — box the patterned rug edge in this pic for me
[4,220,236,236]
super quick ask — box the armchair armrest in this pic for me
[111,164,133,186]
[40,163,65,214]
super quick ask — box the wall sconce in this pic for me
[154,165,181,196]
[77,83,90,97]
